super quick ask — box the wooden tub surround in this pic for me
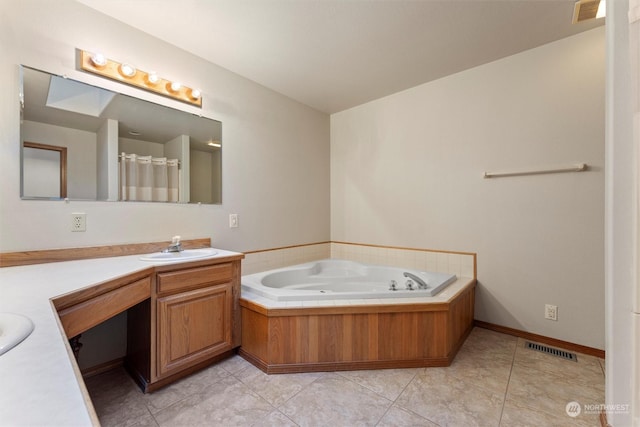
[239,278,475,374]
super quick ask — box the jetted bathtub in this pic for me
[241,259,457,301]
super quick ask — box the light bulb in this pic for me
[146,72,159,85]
[190,88,201,100]
[90,53,107,67]
[168,81,182,92]
[119,63,136,78]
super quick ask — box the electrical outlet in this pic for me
[71,213,86,232]
[229,213,239,228]
[545,304,558,321]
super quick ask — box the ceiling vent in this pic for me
[572,0,605,23]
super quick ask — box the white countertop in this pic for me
[0,249,241,426]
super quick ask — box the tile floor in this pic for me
[85,327,605,427]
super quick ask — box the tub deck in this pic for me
[239,277,475,374]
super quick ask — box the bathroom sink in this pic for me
[0,313,34,356]
[139,247,218,262]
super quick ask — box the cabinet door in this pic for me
[157,283,232,378]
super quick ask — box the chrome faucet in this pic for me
[162,235,183,253]
[403,272,428,289]
[405,279,414,290]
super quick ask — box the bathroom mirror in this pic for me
[20,66,222,204]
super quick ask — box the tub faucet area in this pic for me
[403,271,428,289]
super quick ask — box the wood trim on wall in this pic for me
[331,240,477,257]
[243,241,476,257]
[0,238,211,268]
[242,241,331,255]
[474,320,605,359]
[1,239,476,269]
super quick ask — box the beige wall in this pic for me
[0,0,330,252]
[331,28,605,349]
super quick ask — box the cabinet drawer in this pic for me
[157,263,232,295]
[58,276,151,338]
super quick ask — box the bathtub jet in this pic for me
[241,259,457,301]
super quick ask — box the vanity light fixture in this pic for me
[78,49,202,107]
[207,141,221,148]
[572,0,605,23]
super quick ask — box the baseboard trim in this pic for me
[81,357,125,378]
[474,320,605,359]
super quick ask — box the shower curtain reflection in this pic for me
[119,153,179,202]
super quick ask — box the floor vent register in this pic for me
[525,341,577,362]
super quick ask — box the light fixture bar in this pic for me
[572,0,604,23]
[78,49,202,107]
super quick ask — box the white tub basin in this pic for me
[139,248,218,262]
[0,313,34,356]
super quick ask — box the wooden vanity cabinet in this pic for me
[126,256,243,392]
[47,239,243,394]
[155,262,237,378]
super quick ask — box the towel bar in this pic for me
[483,163,587,179]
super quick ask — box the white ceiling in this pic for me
[77,0,604,114]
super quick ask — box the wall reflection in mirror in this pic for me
[20,66,222,204]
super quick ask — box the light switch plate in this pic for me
[229,214,239,228]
